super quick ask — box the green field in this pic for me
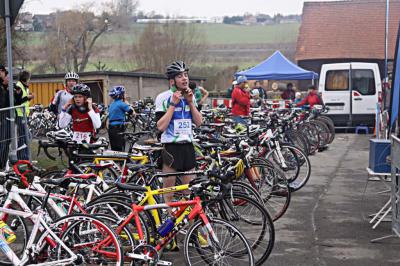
[27,22,300,46]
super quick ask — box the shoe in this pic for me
[197,228,210,248]
[188,229,210,248]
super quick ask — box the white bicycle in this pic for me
[0,172,123,265]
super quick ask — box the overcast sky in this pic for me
[23,0,333,17]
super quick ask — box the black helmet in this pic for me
[165,61,189,79]
[71,83,91,97]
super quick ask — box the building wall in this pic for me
[106,76,169,103]
[30,74,175,107]
[30,81,63,106]
[29,75,107,106]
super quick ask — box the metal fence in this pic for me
[391,134,400,237]
[0,105,30,170]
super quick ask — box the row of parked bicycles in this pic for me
[28,100,156,138]
[1,103,335,265]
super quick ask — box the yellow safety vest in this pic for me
[16,81,30,117]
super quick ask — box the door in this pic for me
[323,68,350,115]
[351,68,378,115]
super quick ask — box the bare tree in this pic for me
[44,9,109,72]
[102,0,138,29]
[133,22,207,73]
[0,18,29,67]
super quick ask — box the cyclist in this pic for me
[59,83,101,143]
[188,81,209,110]
[155,61,202,205]
[231,75,250,124]
[50,72,78,115]
[295,85,323,109]
[108,85,135,151]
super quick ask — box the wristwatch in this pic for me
[169,102,177,107]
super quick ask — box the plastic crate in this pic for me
[369,139,391,173]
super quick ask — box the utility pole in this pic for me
[4,0,17,162]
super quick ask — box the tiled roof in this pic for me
[296,0,400,61]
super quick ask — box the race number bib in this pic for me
[72,131,91,144]
[174,119,192,136]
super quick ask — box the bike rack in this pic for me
[371,134,400,242]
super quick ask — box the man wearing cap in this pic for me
[231,75,250,124]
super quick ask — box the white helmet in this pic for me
[250,89,260,97]
[64,72,79,81]
[47,129,72,142]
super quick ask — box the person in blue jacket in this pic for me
[108,86,135,151]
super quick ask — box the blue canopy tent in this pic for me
[235,50,318,80]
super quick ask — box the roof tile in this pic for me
[296,0,400,61]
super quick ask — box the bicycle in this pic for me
[0,171,123,265]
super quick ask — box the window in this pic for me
[352,69,376,95]
[325,70,349,91]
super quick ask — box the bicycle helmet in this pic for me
[47,129,72,142]
[108,85,125,99]
[165,61,189,79]
[64,72,79,81]
[71,83,91,97]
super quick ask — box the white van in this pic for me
[318,62,382,127]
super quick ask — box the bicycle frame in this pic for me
[0,182,122,265]
[0,177,88,224]
[0,196,77,265]
[126,196,219,254]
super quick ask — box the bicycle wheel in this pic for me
[299,122,320,154]
[310,120,330,148]
[0,215,29,265]
[184,217,254,266]
[85,199,152,246]
[285,130,309,155]
[219,193,274,265]
[232,181,263,205]
[37,214,123,265]
[317,116,335,144]
[250,159,291,221]
[266,145,311,192]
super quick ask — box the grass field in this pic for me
[27,22,300,46]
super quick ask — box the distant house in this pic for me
[137,18,213,24]
[242,15,258,25]
[280,18,299,24]
[15,12,33,31]
[32,14,56,31]
[296,0,400,78]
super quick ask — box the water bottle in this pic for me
[157,218,175,237]
[0,221,16,244]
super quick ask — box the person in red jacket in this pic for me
[296,85,323,108]
[231,75,250,124]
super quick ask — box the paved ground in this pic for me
[162,134,400,265]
